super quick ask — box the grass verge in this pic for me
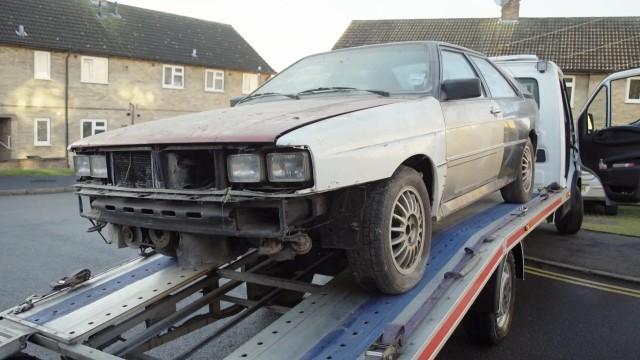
[583,205,640,237]
[0,168,74,177]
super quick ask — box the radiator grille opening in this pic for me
[112,152,154,188]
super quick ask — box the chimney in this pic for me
[501,0,520,22]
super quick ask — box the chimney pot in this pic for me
[501,0,520,21]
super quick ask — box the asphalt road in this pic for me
[1,193,639,359]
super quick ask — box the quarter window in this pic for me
[81,56,109,84]
[585,87,607,133]
[470,57,517,98]
[242,73,259,94]
[563,76,576,108]
[163,65,185,89]
[441,51,478,81]
[205,70,225,92]
[33,118,51,146]
[34,51,51,80]
[81,119,107,138]
[625,77,640,103]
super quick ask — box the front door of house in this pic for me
[0,117,11,161]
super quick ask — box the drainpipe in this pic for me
[64,52,70,166]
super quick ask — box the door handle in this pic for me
[490,107,503,115]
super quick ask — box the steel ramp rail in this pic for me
[225,190,568,360]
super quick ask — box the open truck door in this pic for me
[577,68,640,204]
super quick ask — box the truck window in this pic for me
[585,87,608,133]
[515,78,540,107]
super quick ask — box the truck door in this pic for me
[577,69,640,203]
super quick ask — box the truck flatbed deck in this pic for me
[0,188,569,360]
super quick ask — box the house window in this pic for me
[33,118,51,146]
[205,69,225,92]
[563,76,576,108]
[625,77,640,103]
[163,65,184,89]
[242,73,259,94]
[34,51,51,80]
[81,119,107,138]
[81,56,109,84]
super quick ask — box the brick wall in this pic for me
[0,45,268,162]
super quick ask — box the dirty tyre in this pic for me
[501,140,534,204]
[555,182,584,235]
[463,252,516,345]
[347,166,432,294]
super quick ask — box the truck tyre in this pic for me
[463,252,516,345]
[347,166,432,294]
[555,183,584,235]
[501,140,534,204]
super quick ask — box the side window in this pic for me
[585,86,607,133]
[470,57,517,98]
[515,78,540,107]
[441,51,477,81]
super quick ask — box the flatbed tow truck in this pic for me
[2,58,639,360]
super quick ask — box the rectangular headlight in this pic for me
[74,155,91,177]
[90,155,108,178]
[266,152,311,182]
[227,154,264,183]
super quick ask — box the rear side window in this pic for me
[471,57,517,98]
[441,51,478,81]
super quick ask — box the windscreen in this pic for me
[257,44,436,95]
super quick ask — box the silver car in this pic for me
[71,42,538,294]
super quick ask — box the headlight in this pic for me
[74,155,91,177]
[90,155,108,178]
[266,152,311,182]
[74,155,107,178]
[227,154,264,183]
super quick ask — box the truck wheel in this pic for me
[463,252,516,345]
[501,140,534,204]
[347,166,432,294]
[554,183,584,235]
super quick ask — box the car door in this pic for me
[577,69,640,203]
[440,49,500,202]
[469,56,530,188]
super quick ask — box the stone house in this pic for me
[334,0,640,126]
[0,0,274,164]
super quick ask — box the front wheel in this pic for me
[501,139,534,204]
[347,166,432,294]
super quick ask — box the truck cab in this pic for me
[494,56,640,229]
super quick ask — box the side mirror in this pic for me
[442,78,482,101]
[230,96,245,107]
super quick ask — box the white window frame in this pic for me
[563,76,576,108]
[80,56,109,84]
[625,77,640,104]
[33,51,51,80]
[33,118,51,146]
[162,65,185,89]
[242,73,259,95]
[204,69,225,92]
[81,119,108,138]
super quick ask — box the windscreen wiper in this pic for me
[296,87,390,97]
[237,92,299,104]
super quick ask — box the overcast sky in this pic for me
[119,0,640,71]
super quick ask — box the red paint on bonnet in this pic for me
[70,97,403,150]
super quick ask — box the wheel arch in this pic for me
[401,154,436,206]
[529,129,538,151]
